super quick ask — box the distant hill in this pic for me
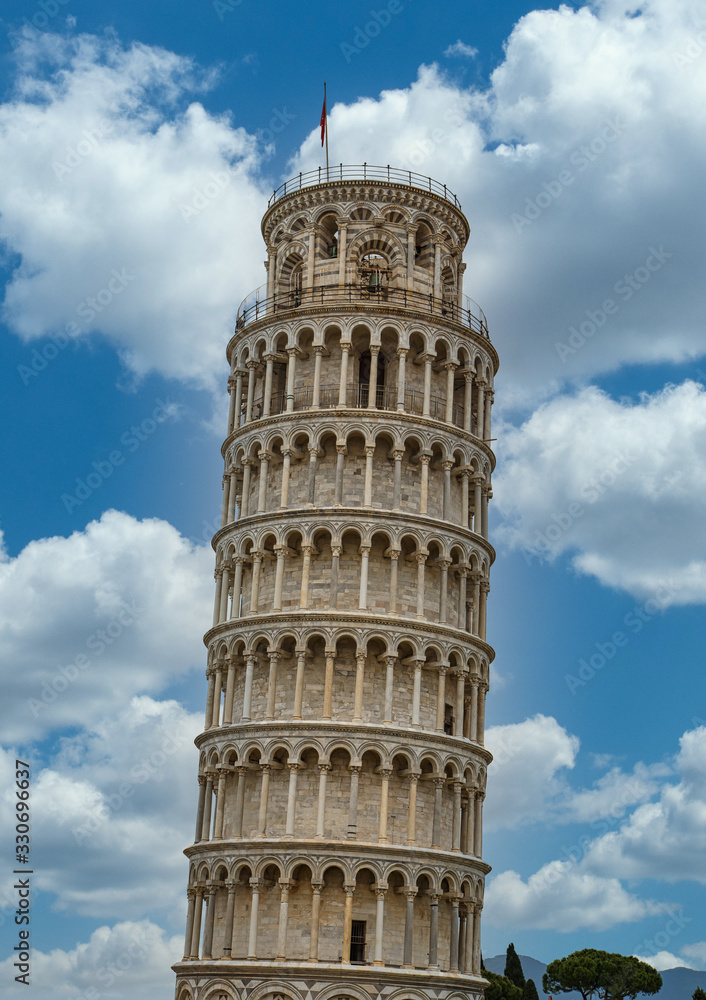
[484,953,706,1000]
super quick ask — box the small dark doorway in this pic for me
[350,920,367,963]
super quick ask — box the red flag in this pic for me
[320,96,326,146]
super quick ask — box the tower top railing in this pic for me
[268,164,462,210]
[235,282,489,338]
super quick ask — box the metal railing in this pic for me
[249,383,466,428]
[235,283,489,338]
[268,164,462,209]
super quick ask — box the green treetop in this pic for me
[506,943,526,989]
[542,949,662,1000]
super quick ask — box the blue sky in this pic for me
[1,0,706,996]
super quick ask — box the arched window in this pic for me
[359,252,389,296]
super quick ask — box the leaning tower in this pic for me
[173,165,498,1000]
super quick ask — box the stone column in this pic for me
[243,552,261,616]
[378,768,392,843]
[368,345,380,408]
[307,446,319,503]
[341,884,355,963]
[257,764,270,836]
[220,471,230,527]
[478,683,487,743]
[452,781,463,852]
[411,658,424,727]
[484,388,493,441]
[476,380,486,439]
[439,558,450,622]
[226,374,236,435]
[218,565,230,625]
[358,544,371,610]
[388,549,400,614]
[338,342,351,406]
[455,670,465,738]
[442,460,454,520]
[276,880,290,959]
[312,346,324,408]
[464,904,474,974]
[316,764,330,838]
[244,361,257,424]
[458,567,469,630]
[262,354,275,417]
[374,887,387,965]
[204,670,215,730]
[347,763,361,838]
[272,547,286,612]
[323,648,336,719]
[213,767,227,839]
[210,663,223,728]
[308,882,323,961]
[392,448,403,508]
[306,228,316,287]
[428,893,441,969]
[469,680,479,742]
[334,445,346,504]
[190,887,204,959]
[265,650,280,719]
[279,449,292,509]
[256,450,270,513]
[474,791,484,856]
[459,906,467,972]
[194,775,207,842]
[435,665,448,732]
[415,551,427,618]
[230,557,244,620]
[201,885,216,959]
[444,362,457,423]
[459,469,471,529]
[222,881,236,957]
[293,649,307,718]
[247,880,260,958]
[406,773,419,845]
[363,445,375,506]
[396,348,408,410]
[284,762,300,837]
[403,887,418,968]
[183,889,196,959]
[353,651,366,721]
[471,574,481,635]
[473,476,483,535]
[481,486,490,539]
[419,453,431,514]
[480,580,489,639]
[201,773,214,841]
[233,765,247,838]
[406,225,416,288]
[431,777,444,848]
[449,896,460,971]
[422,355,433,417]
[233,369,245,431]
[472,902,482,974]
[338,223,348,285]
[463,371,474,432]
[240,459,253,518]
[383,656,395,724]
[329,545,341,608]
[242,654,255,721]
[285,347,298,412]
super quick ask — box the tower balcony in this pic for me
[267,163,464,209]
[235,281,489,340]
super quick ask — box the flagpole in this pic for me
[324,82,329,176]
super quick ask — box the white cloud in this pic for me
[288,0,706,404]
[0,919,182,1000]
[561,762,670,825]
[0,697,199,918]
[493,381,706,602]
[585,727,706,884]
[0,509,212,741]
[0,31,270,391]
[485,862,669,932]
[632,951,698,972]
[485,714,579,829]
[444,40,478,58]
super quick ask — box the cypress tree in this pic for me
[524,979,540,1000]
[505,942,526,989]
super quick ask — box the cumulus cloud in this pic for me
[444,40,478,58]
[585,726,706,884]
[0,30,270,390]
[0,919,182,1000]
[0,697,199,918]
[493,381,706,602]
[485,862,669,932]
[485,714,579,829]
[561,762,671,825]
[289,0,706,404]
[633,951,699,972]
[0,509,212,742]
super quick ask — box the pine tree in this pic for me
[505,942,526,989]
[524,978,540,1000]
[692,988,706,1000]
